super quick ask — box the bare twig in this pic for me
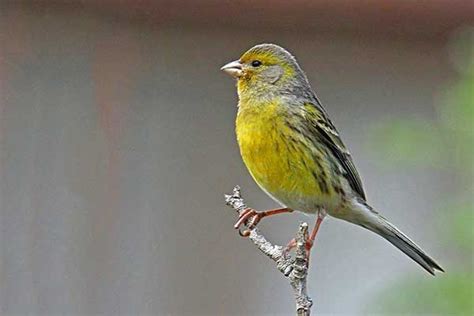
[225,186,313,316]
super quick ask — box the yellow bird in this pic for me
[221,43,443,275]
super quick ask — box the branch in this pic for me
[225,186,313,316]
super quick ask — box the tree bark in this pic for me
[225,186,313,315]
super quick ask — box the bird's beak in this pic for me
[221,60,243,78]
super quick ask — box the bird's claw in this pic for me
[238,228,251,237]
[234,208,263,237]
[283,237,314,258]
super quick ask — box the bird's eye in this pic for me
[251,60,262,67]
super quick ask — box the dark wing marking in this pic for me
[306,102,366,200]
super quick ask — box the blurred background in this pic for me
[0,1,472,315]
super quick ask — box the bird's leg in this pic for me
[283,213,325,257]
[305,213,325,252]
[234,207,293,237]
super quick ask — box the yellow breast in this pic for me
[236,100,335,212]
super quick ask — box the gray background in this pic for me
[0,2,470,315]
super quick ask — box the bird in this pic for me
[221,43,444,275]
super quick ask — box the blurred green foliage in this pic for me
[368,28,473,315]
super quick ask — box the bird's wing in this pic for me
[305,102,366,200]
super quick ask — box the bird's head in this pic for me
[221,44,310,100]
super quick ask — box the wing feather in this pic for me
[305,102,366,200]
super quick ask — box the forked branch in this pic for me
[225,186,313,316]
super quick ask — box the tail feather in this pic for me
[372,219,444,275]
[337,199,444,275]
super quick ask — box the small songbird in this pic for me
[221,43,443,275]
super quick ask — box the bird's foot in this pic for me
[283,237,314,258]
[282,214,324,259]
[234,207,292,237]
[234,208,263,237]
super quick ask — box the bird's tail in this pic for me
[335,199,444,275]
